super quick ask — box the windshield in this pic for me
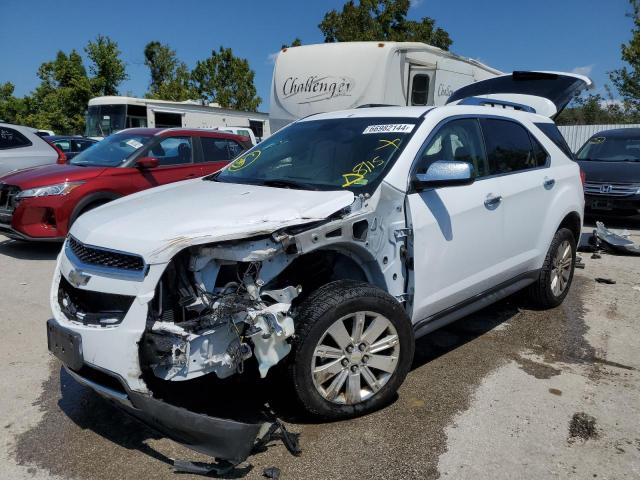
[85,104,126,137]
[71,133,153,167]
[213,117,419,192]
[576,135,640,162]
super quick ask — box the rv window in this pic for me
[411,74,430,106]
[480,119,543,174]
[249,120,264,139]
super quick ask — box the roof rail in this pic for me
[458,96,536,113]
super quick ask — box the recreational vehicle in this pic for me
[85,96,270,141]
[269,41,502,131]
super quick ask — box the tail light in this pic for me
[47,141,67,164]
[579,169,586,186]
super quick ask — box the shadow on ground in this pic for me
[0,237,61,261]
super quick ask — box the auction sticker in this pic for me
[363,124,415,134]
[126,139,144,149]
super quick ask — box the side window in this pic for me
[411,74,430,106]
[149,137,193,166]
[200,138,243,162]
[418,118,488,178]
[530,134,549,167]
[535,122,574,159]
[72,140,93,152]
[480,119,541,174]
[54,140,72,152]
[0,127,32,150]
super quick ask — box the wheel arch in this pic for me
[557,210,582,243]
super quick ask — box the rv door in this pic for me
[446,71,594,118]
[407,66,435,106]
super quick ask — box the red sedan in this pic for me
[0,128,250,241]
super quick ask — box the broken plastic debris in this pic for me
[263,467,282,479]
[595,277,616,285]
[594,222,640,256]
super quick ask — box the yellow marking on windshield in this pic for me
[375,138,401,151]
[228,150,261,172]
[341,156,386,187]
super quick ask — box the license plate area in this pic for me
[590,199,613,210]
[47,319,83,370]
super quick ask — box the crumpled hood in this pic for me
[71,179,355,263]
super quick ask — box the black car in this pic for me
[576,128,640,216]
[45,135,98,161]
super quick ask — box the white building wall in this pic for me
[558,124,640,152]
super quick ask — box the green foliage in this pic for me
[610,0,640,110]
[0,82,27,123]
[85,35,128,96]
[143,41,195,101]
[191,47,261,111]
[556,90,640,125]
[319,0,452,50]
[282,38,303,49]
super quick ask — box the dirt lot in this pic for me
[1,217,639,480]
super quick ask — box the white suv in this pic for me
[47,72,590,463]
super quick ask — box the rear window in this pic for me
[0,127,32,150]
[535,122,574,159]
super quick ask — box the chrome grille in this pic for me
[584,181,640,197]
[67,236,145,272]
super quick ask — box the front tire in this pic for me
[529,228,576,308]
[286,280,414,420]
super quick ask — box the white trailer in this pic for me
[269,41,502,132]
[85,96,270,141]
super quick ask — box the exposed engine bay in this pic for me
[141,238,301,382]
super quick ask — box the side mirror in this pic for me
[412,160,474,191]
[135,157,159,169]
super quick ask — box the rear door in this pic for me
[447,71,593,118]
[479,117,552,275]
[407,117,509,324]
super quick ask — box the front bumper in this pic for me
[0,194,71,241]
[50,324,262,464]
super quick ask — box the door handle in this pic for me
[484,194,502,210]
[543,177,556,189]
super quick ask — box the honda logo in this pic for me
[68,269,91,288]
[600,184,612,193]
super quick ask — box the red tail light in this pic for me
[579,169,586,186]
[47,141,67,164]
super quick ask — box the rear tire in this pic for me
[528,228,576,308]
[286,280,414,420]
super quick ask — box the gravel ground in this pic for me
[1,216,639,480]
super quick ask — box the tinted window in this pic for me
[0,127,32,150]
[535,122,573,159]
[72,139,94,152]
[418,118,488,177]
[411,74,430,106]
[200,138,244,162]
[480,119,541,174]
[150,137,193,166]
[54,139,72,152]
[576,134,640,162]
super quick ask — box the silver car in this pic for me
[0,122,61,177]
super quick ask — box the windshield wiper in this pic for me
[259,179,319,190]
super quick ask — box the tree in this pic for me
[556,90,640,125]
[282,38,303,49]
[19,50,92,133]
[191,47,261,111]
[85,35,128,96]
[144,41,195,101]
[319,0,452,50]
[0,82,27,124]
[610,0,640,110]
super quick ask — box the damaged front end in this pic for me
[140,236,300,385]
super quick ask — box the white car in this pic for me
[47,72,590,463]
[0,122,63,177]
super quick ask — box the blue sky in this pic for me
[0,0,633,111]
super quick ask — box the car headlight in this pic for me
[16,181,85,199]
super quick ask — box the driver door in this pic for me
[406,117,509,324]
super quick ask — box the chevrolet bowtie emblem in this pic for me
[68,269,91,287]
